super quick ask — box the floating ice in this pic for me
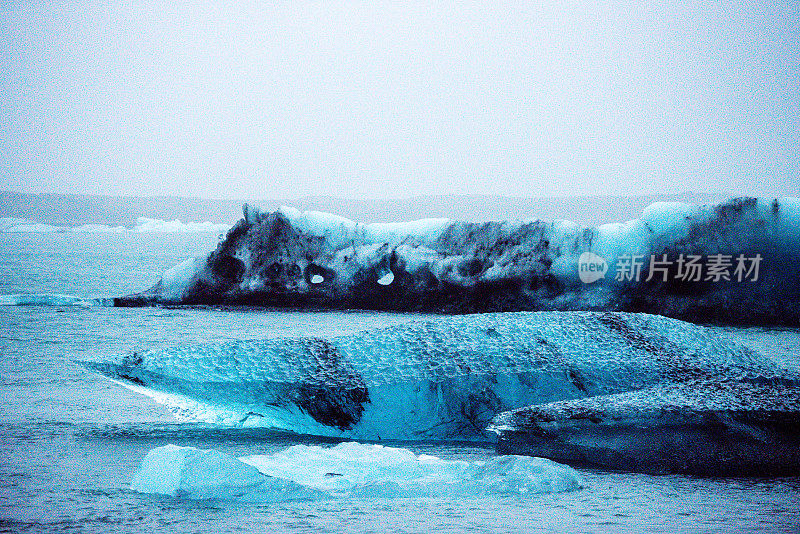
[130,444,325,501]
[132,217,231,233]
[150,258,208,302]
[130,442,583,501]
[0,217,61,233]
[80,311,792,442]
[0,216,230,233]
[490,380,800,476]
[114,197,800,325]
[0,293,111,307]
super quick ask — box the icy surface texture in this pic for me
[129,444,325,501]
[490,380,800,475]
[130,442,583,501]
[80,311,789,440]
[115,197,800,325]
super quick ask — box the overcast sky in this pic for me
[1,1,798,200]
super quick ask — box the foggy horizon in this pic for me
[0,187,749,202]
[3,1,798,201]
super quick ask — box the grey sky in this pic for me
[2,1,798,200]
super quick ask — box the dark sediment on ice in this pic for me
[115,197,800,325]
[490,380,800,476]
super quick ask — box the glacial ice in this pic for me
[80,311,793,441]
[0,293,108,307]
[489,380,800,475]
[0,216,230,233]
[130,444,325,501]
[0,217,62,233]
[114,197,800,325]
[130,442,583,501]
[158,258,209,302]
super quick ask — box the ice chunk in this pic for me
[116,197,800,325]
[244,442,583,497]
[490,380,800,475]
[0,293,106,307]
[130,444,326,501]
[130,443,582,501]
[80,311,790,441]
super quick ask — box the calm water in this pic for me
[1,232,799,533]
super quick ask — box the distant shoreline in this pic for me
[0,190,729,228]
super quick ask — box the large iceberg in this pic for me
[81,312,798,448]
[130,442,583,501]
[114,197,800,325]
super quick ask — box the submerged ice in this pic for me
[130,442,583,501]
[115,197,800,325]
[81,311,797,449]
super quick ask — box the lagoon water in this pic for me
[1,232,799,533]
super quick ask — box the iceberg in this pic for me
[80,311,796,443]
[489,380,800,476]
[130,442,583,501]
[113,197,800,325]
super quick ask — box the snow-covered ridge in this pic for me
[116,197,800,325]
[130,442,583,501]
[0,217,231,233]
